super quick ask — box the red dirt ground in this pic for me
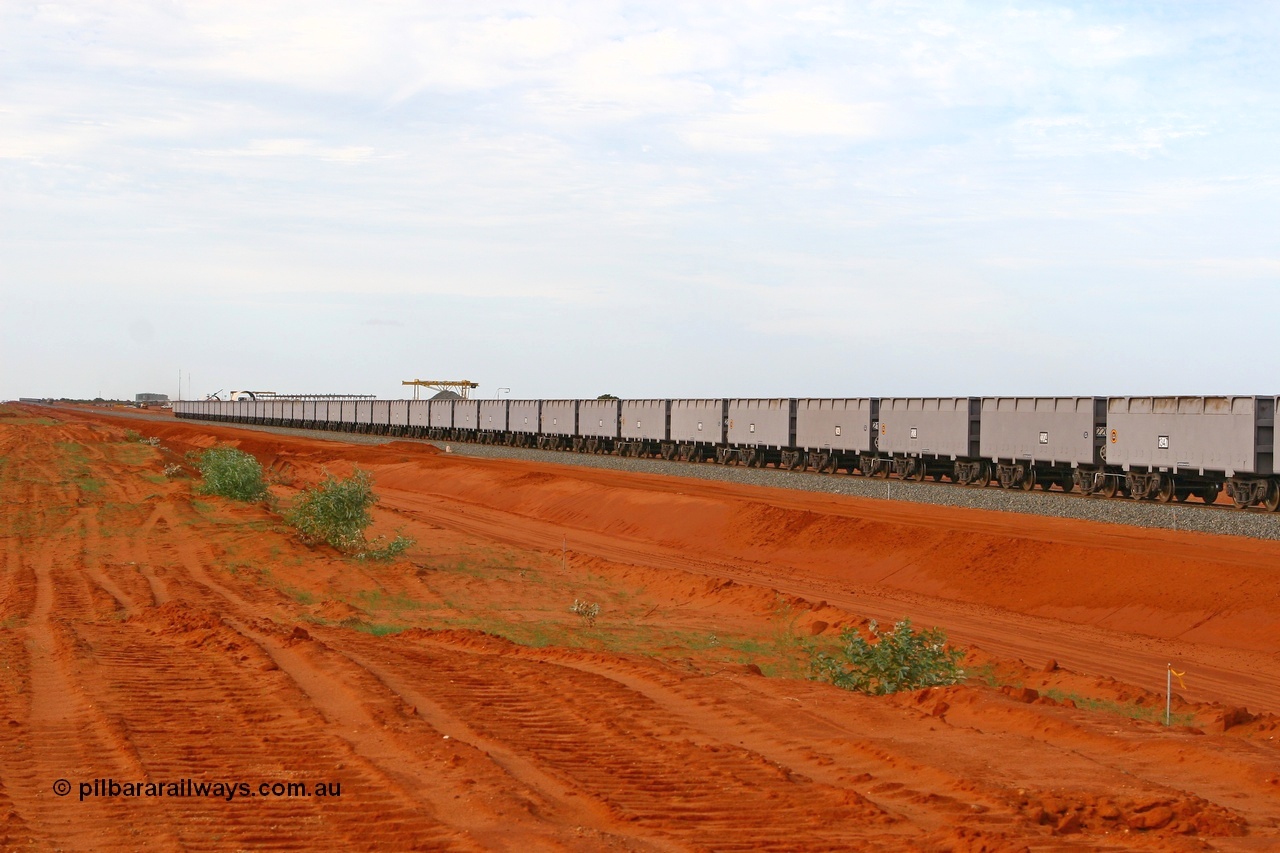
[2,404,1279,851]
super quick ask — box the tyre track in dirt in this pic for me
[375,487,1280,715]
[2,424,467,850]
[366,632,1015,838]
[131,500,584,851]
[500,647,1005,825]
[321,631,898,852]
[316,640,679,852]
[6,497,185,850]
[76,509,142,616]
[405,631,1269,843]
[11,409,1280,850]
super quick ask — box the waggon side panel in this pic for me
[726,399,794,447]
[620,400,669,441]
[579,399,621,438]
[479,401,509,432]
[669,399,727,444]
[878,397,979,458]
[794,398,876,453]
[426,400,452,428]
[408,400,431,428]
[540,400,577,437]
[1106,396,1274,476]
[453,400,479,431]
[980,397,1102,466]
[508,400,541,435]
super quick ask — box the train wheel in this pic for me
[1155,478,1175,503]
[1199,484,1220,505]
[1061,474,1076,494]
[1098,478,1118,499]
[1175,490,1191,503]
[1019,469,1036,491]
[1232,493,1252,509]
[1038,475,1054,491]
[1265,482,1280,513]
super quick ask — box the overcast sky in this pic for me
[3,1,1278,402]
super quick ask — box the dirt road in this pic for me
[2,406,1278,851]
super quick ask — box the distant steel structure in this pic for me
[136,393,170,403]
[228,391,373,401]
[402,379,479,400]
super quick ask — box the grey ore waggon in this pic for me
[175,394,1279,512]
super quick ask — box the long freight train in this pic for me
[173,395,1279,512]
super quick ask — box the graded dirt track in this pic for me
[3,405,1279,851]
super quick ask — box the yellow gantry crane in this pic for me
[401,379,479,400]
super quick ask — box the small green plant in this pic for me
[809,619,965,695]
[123,429,141,442]
[769,598,818,678]
[194,446,268,501]
[1041,689,1195,726]
[570,599,601,627]
[285,468,413,560]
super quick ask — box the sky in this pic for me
[3,1,1278,402]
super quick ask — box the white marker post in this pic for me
[1165,664,1186,726]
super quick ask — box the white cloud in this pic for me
[1010,114,1209,159]
[197,138,378,163]
[3,1,1280,399]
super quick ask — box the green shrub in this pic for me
[285,468,413,560]
[195,446,268,501]
[808,619,965,695]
